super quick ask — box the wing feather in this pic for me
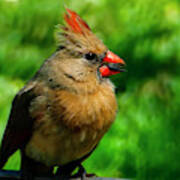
[0,85,36,169]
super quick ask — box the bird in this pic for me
[0,8,126,180]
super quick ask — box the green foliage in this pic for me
[0,0,179,179]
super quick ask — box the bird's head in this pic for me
[56,8,125,82]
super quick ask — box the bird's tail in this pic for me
[0,148,7,169]
[0,159,6,169]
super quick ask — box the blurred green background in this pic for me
[0,0,180,179]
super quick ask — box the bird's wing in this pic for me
[0,84,36,168]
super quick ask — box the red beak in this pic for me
[99,50,126,77]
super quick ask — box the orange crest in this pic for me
[64,8,91,34]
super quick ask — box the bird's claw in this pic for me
[70,164,86,179]
[70,164,96,180]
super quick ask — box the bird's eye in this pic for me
[84,52,97,60]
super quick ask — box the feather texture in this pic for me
[64,8,90,34]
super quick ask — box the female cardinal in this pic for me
[0,8,125,180]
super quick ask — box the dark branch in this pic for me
[0,170,131,180]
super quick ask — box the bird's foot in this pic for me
[71,164,96,180]
[71,164,85,179]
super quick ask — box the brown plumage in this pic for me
[0,8,125,179]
